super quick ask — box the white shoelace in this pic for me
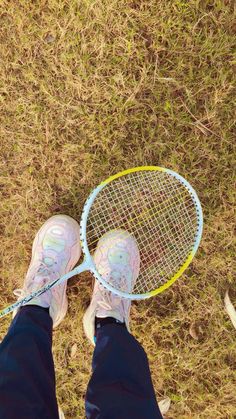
[13,260,58,299]
[96,281,126,315]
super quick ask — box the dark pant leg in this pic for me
[85,324,163,419]
[0,305,59,419]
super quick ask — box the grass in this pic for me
[0,0,235,417]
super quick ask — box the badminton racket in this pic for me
[0,166,203,319]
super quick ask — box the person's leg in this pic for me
[85,319,163,419]
[0,305,59,419]
[83,230,163,419]
[0,214,81,419]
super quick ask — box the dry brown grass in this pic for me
[0,0,235,417]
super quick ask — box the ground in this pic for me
[0,1,235,418]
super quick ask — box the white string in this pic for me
[86,170,199,294]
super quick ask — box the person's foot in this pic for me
[83,229,140,345]
[12,214,81,328]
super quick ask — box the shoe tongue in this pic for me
[28,252,56,285]
[38,249,57,271]
[43,257,54,267]
[35,257,55,281]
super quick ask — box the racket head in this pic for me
[80,166,203,300]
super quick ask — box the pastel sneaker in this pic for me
[83,229,140,345]
[12,214,81,328]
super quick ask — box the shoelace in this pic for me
[97,266,133,307]
[96,280,126,313]
[13,260,58,300]
[13,289,25,298]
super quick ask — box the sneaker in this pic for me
[12,214,81,328]
[83,229,140,345]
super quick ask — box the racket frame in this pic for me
[80,165,203,300]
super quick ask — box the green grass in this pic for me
[0,0,235,417]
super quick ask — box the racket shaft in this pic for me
[0,260,89,319]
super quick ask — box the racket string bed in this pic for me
[86,169,201,295]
